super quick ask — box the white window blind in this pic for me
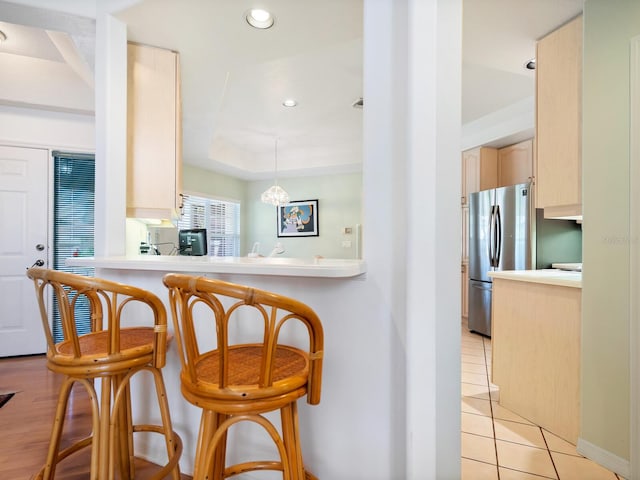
[52,151,95,342]
[178,194,240,256]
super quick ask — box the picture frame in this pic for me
[277,199,319,237]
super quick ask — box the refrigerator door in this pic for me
[494,183,532,272]
[468,279,492,336]
[468,188,494,282]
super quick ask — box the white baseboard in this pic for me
[577,438,630,479]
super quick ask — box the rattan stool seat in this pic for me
[193,345,308,401]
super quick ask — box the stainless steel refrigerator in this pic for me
[468,182,582,336]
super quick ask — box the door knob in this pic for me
[29,259,45,269]
[36,244,45,251]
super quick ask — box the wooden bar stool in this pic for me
[26,268,182,480]
[163,274,324,480]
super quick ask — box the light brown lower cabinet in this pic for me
[461,262,469,319]
[491,278,581,444]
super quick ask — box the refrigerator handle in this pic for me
[495,204,502,267]
[488,205,495,267]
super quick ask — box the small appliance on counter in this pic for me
[178,229,208,256]
[551,263,582,272]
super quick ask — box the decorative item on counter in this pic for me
[247,242,261,257]
[268,242,285,257]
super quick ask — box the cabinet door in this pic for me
[461,205,469,262]
[462,147,498,206]
[535,16,582,213]
[461,262,469,319]
[127,43,181,219]
[498,139,533,187]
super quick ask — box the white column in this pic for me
[364,0,462,477]
[406,0,462,478]
[94,9,127,256]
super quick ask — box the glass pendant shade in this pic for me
[261,185,289,205]
[261,138,289,206]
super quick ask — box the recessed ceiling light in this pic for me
[0,31,6,44]
[246,9,275,29]
[282,99,297,107]
[524,58,536,70]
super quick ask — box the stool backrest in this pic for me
[163,273,324,405]
[26,268,168,368]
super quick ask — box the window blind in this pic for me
[52,152,95,342]
[178,194,240,256]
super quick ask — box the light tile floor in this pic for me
[461,320,623,480]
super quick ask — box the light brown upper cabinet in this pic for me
[498,139,533,188]
[461,147,498,207]
[127,43,182,220]
[535,15,582,218]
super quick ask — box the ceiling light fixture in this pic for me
[261,138,290,206]
[246,9,275,29]
[282,99,297,107]
[0,31,6,44]
[524,58,536,70]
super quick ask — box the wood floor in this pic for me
[0,354,192,479]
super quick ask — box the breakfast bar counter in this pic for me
[64,255,367,475]
[67,255,366,278]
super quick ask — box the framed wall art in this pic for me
[277,199,319,237]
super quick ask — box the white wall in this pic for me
[182,164,247,201]
[246,173,363,259]
[182,165,363,259]
[0,105,94,151]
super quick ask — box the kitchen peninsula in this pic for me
[67,255,366,278]
[65,255,366,474]
[489,269,582,444]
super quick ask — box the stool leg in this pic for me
[42,376,74,479]
[281,402,305,480]
[193,410,228,480]
[98,377,112,480]
[84,379,102,480]
[211,412,228,480]
[151,366,182,480]
[113,374,134,480]
[193,410,216,480]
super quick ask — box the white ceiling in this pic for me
[0,0,584,178]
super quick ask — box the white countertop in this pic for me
[488,269,582,288]
[551,262,582,272]
[66,255,367,278]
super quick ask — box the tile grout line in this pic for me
[483,335,501,480]
[464,328,619,480]
[540,425,561,480]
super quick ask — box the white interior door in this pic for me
[0,145,48,357]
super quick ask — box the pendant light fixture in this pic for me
[261,137,290,206]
